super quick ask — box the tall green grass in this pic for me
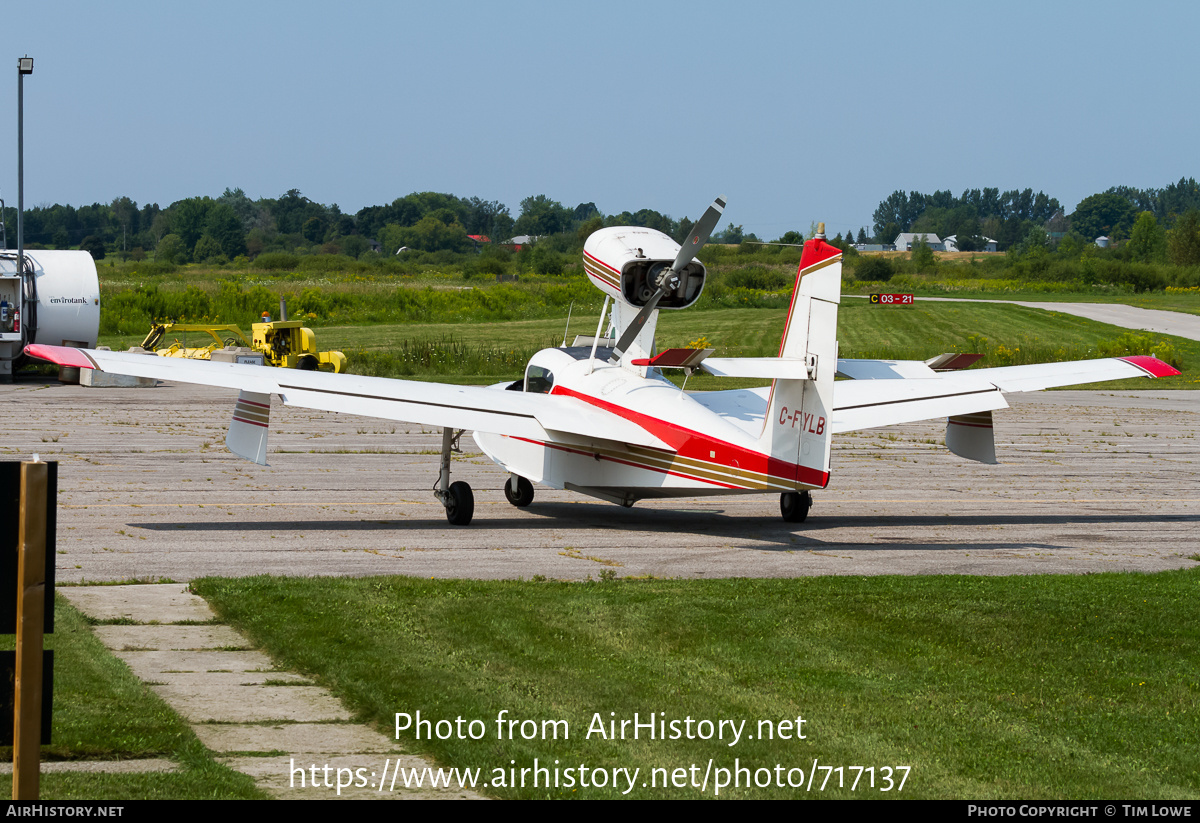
[99,278,600,336]
[347,336,548,379]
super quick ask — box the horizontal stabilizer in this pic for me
[571,335,615,347]
[836,359,938,380]
[702,357,810,380]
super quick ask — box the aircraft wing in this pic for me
[831,355,1179,434]
[25,344,669,451]
[940,355,1178,392]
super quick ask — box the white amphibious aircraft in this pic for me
[27,197,1179,526]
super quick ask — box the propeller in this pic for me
[610,195,726,363]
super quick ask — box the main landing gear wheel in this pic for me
[435,427,473,525]
[504,475,535,507]
[780,490,812,523]
[445,481,474,525]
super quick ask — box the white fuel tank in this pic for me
[0,250,100,379]
[4,250,100,347]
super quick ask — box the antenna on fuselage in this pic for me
[561,302,574,347]
[586,296,610,375]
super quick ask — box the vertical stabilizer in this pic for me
[757,228,842,489]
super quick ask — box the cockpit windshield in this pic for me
[525,365,554,394]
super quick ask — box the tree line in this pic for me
[4,177,1199,269]
[870,177,1200,259]
[0,188,759,264]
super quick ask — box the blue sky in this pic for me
[2,1,1197,240]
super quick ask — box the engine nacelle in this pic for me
[582,227,705,310]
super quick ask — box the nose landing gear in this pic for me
[504,474,535,507]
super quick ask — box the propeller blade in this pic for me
[610,195,727,364]
[610,281,668,363]
[670,195,725,273]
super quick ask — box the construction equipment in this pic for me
[137,301,345,373]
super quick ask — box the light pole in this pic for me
[17,55,32,281]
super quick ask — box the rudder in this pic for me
[758,227,842,488]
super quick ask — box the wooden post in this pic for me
[13,460,46,800]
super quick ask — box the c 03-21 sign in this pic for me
[870,293,914,305]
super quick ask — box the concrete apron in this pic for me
[58,584,483,800]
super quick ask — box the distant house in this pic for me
[504,235,540,251]
[893,232,945,252]
[1095,236,1110,248]
[467,234,490,253]
[943,234,998,253]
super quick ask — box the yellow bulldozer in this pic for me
[138,303,345,372]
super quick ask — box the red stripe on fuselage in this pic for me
[511,436,744,489]
[549,385,829,488]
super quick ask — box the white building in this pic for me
[943,234,998,252]
[893,232,945,252]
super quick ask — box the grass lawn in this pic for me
[192,571,1200,800]
[94,269,1200,388]
[0,598,266,800]
[109,301,1190,390]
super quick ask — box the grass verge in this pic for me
[191,572,1200,800]
[0,598,266,800]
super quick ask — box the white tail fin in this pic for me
[757,231,842,489]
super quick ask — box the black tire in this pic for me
[298,356,319,371]
[780,490,812,523]
[446,481,474,525]
[504,475,534,507]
